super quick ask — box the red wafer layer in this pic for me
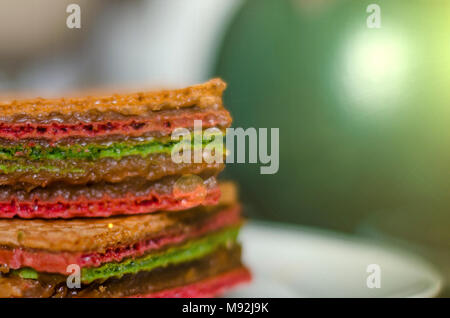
[0,109,230,141]
[0,182,219,219]
[129,267,251,298]
[0,205,241,274]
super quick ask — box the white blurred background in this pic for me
[0,0,241,93]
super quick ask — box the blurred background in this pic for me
[0,0,449,296]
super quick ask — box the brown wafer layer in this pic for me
[0,79,226,121]
[0,155,224,188]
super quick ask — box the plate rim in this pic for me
[237,220,443,298]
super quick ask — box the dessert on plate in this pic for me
[0,79,250,297]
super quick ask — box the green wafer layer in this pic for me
[0,135,213,161]
[81,226,239,283]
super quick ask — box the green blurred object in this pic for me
[214,0,450,231]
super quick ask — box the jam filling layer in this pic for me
[0,109,231,141]
[0,182,220,218]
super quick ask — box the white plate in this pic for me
[226,222,443,298]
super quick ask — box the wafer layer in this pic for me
[0,246,250,298]
[0,175,220,218]
[0,79,230,190]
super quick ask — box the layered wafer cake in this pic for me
[0,79,250,298]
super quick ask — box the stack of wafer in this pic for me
[0,79,250,298]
